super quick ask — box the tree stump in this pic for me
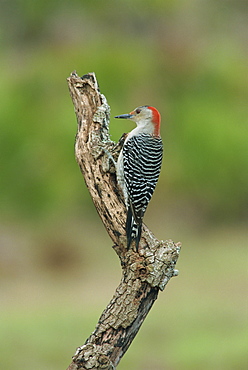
[66,72,181,370]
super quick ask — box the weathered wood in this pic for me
[66,72,181,369]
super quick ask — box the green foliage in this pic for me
[1,26,247,221]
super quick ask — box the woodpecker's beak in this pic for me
[115,113,134,119]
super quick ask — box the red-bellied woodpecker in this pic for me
[115,106,163,251]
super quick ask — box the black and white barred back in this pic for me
[123,133,163,249]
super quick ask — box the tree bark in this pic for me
[66,72,181,370]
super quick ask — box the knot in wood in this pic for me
[139,239,181,290]
[98,354,113,369]
[136,263,148,280]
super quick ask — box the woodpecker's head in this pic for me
[115,106,161,136]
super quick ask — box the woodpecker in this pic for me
[115,105,163,251]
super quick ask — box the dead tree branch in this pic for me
[66,72,181,370]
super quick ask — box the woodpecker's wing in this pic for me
[123,133,163,225]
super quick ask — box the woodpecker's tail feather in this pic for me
[126,207,142,251]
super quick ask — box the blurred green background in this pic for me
[1,1,247,369]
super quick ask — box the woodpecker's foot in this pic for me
[111,133,128,160]
[101,134,127,173]
[101,147,117,173]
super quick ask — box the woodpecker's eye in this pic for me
[136,108,141,114]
